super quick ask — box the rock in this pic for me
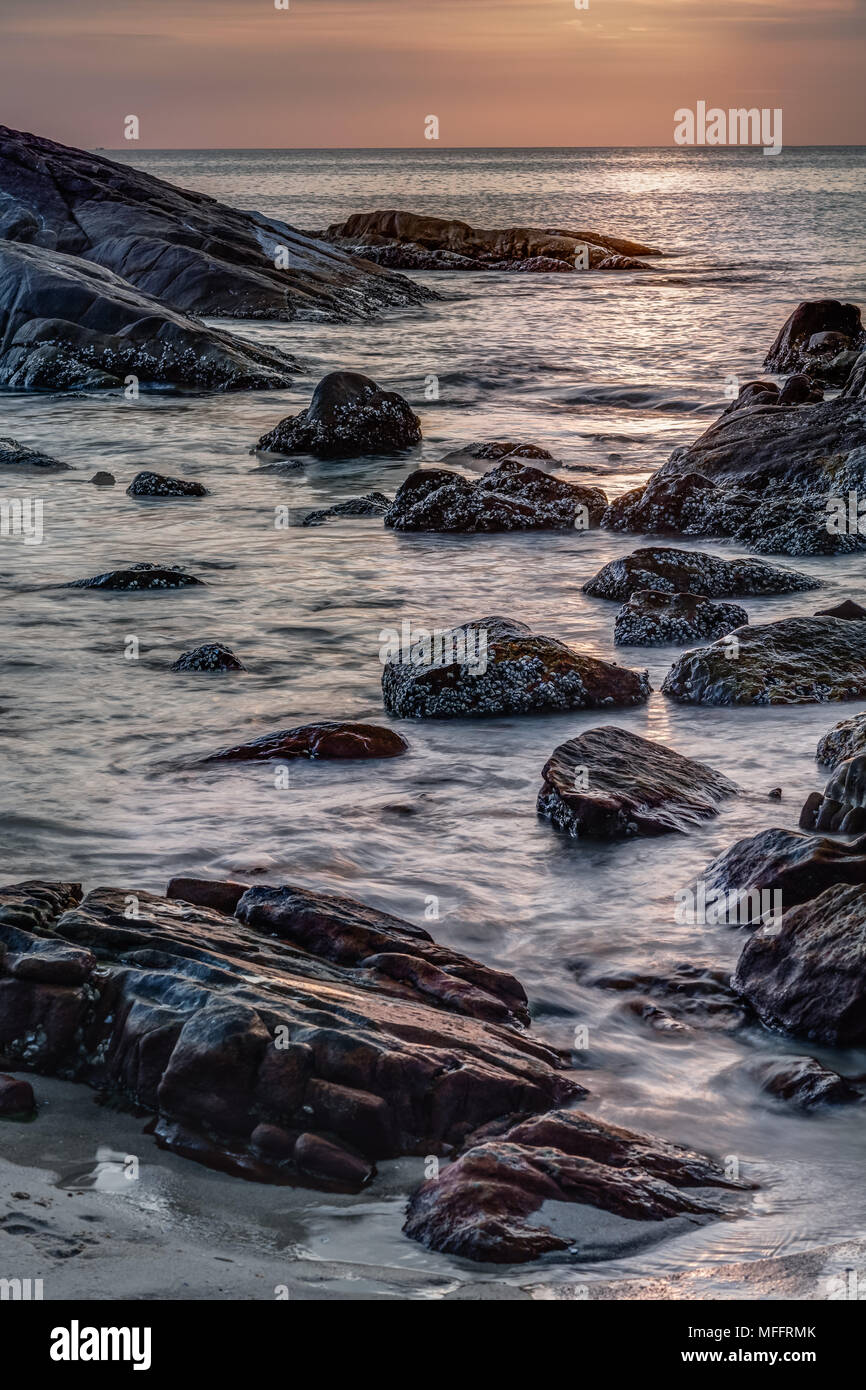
[170,644,246,673]
[574,961,751,1032]
[763,300,865,382]
[318,209,661,271]
[0,1073,36,1115]
[65,563,204,591]
[255,372,421,459]
[383,461,606,532]
[403,1109,750,1263]
[0,239,300,392]
[201,720,408,762]
[815,600,866,620]
[584,547,816,602]
[614,589,748,646]
[0,877,579,1187]
[90,471,116,486]
[537,726,737,838]
[0,124,430,322]
[768,787,783,800]
[700,827,866,922]
[663,617,866,706]
[732,882,866,1045]
[301,492,391,526]
[799,754,866,833]
[381,615,650,719]
[444,440,559,464]
[0,436,69,470]
[294,1132,373,1188]
[166,878,250,915]
[733,1057,859,1109]
[817,711,866,767]
[126,472,210,498]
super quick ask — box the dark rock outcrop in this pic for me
[255,372,421,459]
[663,617,866,706]
[201,720,408,762]
[383,461,606,532]
[732,882,866,1045]
[817,710,866,768]
[170,644,246,673]
[403,1109,750,1263]
[584,547,816,602]
[65,563,204,591]
[0,240,298,392]
[700,826,866,922]
[126,472,209,498]
[0,125,430,322]
[301,492,391,526]
[0,877,579,1189]
[537,726,737,839]
[763,300,866,382]
[381,616,650,719]
[732,1056,859,1109]
[799,754,866,834]
[614,589,748,646]
[0,436,69,470]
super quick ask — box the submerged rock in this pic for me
[442,440,560,465]
[0,436,69,471]
[584,547,816,602]
[255,372,421,459]
[614,589,748,646]
[701,826,866,922]
[576,962,751,1033]
[537,726,737,839]
[403,1109,750,1263]
[90,471,116,487]
[732,882,866,1045]
[0,124,430,322]
[301,492,391,526]
[799,754,866,833]
[127,472,210,498]
[65,562,204,591]
[201,720,408,762]
[381,615,650,719]
[663,617,866,706]
[0,877,578,1187]
[171,644,246,673]
[817,710,866,768]
[763,300,866,382]
[383,461,606,532]
[815,600,866,620]
[0,240,299,392]
[732,1056,859,1109]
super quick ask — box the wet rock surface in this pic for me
[0,878,579,1189]
[0,436,69,470]
[763,300,866,382]
[402,1109,749,1263]
[170,644,246,673]
[663,617,866,706]
[383,461,606,532]
[732,1056,860,1109]
[65,563,204,591]
[201,720,409,762]
[301,492,391,526]
[701,827,866,922]
[536,726,737,839]
[255,371,421,459]
[614,589,748,646]
[574,962,752,1034]
[816,600,866,619]
[584,547,816,602]
[799,754,866,833]
[817,711,866,768]
[381,616,650,719]
[126,472,210,498]
[0,125,430,322]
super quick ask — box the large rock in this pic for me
[317,209,661,272]
[732,882,866,1045]
[403,1109,750,1263]
[381,616,650,719]
[383,461,606,532]
[663,617,866,706]
[537,726,737,838]
[816,710,866,768]
[0,239,298,391]
[0,878,579,1188]
[584,547,816,602]
[255,372,421,459]
[0,125,430,321]
[200,720,408,762]
[614,589,748,646]
[700,826,866,922]
[763,300,865,382]
[799,754,866,833]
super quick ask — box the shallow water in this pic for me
[2,146,866,1289]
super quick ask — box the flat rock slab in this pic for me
[663,617,866,705]
[403,1109,750,1263]
[537,726,737,838]
[0,878,579,1189]
[584,547,815,601]
[383,460,606,532]
[700,826,866,923]
[200,720,408,762]
[381,615,650,719]
[614,589,748,646]
[732,882,866,1045]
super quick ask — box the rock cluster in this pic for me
[383,460,606,532]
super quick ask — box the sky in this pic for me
[0,0,864,148]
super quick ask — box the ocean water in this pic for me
[2,147,866,1293]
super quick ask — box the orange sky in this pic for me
[1,0,864,147]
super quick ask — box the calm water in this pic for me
[2,147,866,1293]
